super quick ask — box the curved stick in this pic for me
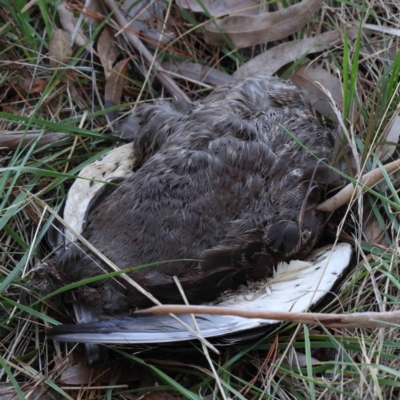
[317,159,400,212]
[138,305,400,329]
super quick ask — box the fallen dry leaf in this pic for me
[20,77,47,94]
[59,353,137,385]
[59,362,104,386]
[290,62,344,121]
[49,29,72,67]
[98,26,120,80]
[104,58,130,122]
[57,1,90,49]
[204,0,324,48]
[234,28,359,79]
[363,211,389,247]
[162,61,231,86]
[176,0,260,16]
[376,112,400,163]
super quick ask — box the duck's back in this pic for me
[56,76,334,312]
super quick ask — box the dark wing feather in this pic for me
[46,244,354,345]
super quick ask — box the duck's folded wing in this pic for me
[46,243,353,344]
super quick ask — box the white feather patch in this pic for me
[63,143,136,242]
[219,243,351,315]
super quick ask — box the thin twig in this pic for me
[138,305,400,328]
[0,133,70,150]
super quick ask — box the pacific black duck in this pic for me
[41,76,351,364]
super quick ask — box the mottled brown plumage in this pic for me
[49,76,336,319]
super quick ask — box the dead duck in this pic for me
[43,76,351,363]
